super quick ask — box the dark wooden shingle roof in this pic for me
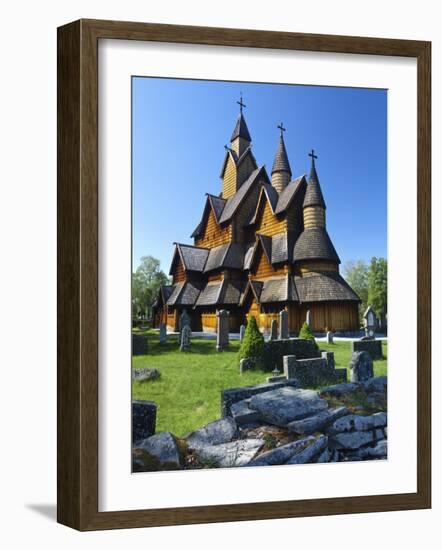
[295,272,360,303]
[230,112,251,142]
[275,175,306,214]
[272,134,291,175]
[303,159,326,209]
[175,243,209,272]
[293,228,340,263]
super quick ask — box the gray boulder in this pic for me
[245,437,316,466]
[330,430,375,450]
[196,439,265,468]
[286,435,328,464]
[350,351,374,382]
[319,382,360,398]
[288,407,349,435]
[132,367,161,382]
[230,399,260,426]
[135,432,183,470]
[328,412,387,434]
[249,388,328,427]
[364,376,387,394]
[186,417,237,450]
[132,400,157,443]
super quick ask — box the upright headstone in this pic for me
[326,331,334,344]
[270,319,278,340]
[349,351,374,382]
[216,309,230,351]
[132,333,149,355]
[306,309,311,327]
[279,310,289,340]
[363,306,377,338]
[159,323,167,344]
[132,400,157,443]
[179,309,190,332]
[180,325,192,352]
[239,324,246,342]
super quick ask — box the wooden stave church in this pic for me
[153,100,360,334]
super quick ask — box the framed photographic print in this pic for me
[57,19,431,530]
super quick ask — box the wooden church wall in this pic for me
[289,302,359,332]
[257,200,286,236]
[195,209,231,248]
[232,182,263,243]
[253,248,287,279]
[173,257,186,283]
[222,156,237,198]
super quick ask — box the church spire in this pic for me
[303,150,326,228]
[230,93,251,155]
[271,123,292,193]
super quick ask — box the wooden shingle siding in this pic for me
[257,200,287,236]
[271,171,290,193]
[222,156,237,198]
[173,258,186,282]
[298,261,338,273]
[237,154,256,187]
[304,206,326,228]
[253,248,287,278]
[233,182,263,243]
[285,201,304,235]
[195,209,231,248]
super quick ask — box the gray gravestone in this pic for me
[306,310,311,326]
[349,351,374,382]
[132,333,149,355]
[159,323,167,344]
[326,331,334,344]
[132,400,157,443]
[363,306,377,338]
[239,324,246,342]
[180,325,192,352]
[216,309,230,351]
[179,309,190,332]
[270,319,278,340]
[279,310,289,339]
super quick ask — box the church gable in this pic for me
[255,194,287,236]
[194,208,231,248]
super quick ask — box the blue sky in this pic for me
[132,77,387,274]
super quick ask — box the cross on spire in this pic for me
[277,122,286,136]
[309,149,318,161]
[237,92,246,113]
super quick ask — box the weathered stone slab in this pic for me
[286,435,328,464]
[364,376,387,394]
[186,417,237,450]
[327,413,387,434]
[216,309,230,351]
[230,399,260,426]
[239,357,256,373]
[135,432,183,470]
[351,339,383,360]
[249,387,328,427]
[330,430,375,450]
[287,406,349,435]
[350,351,374,382]
[316,447,332,463]
[196,439,265,468]
[245,436,316,467]
[159,323,167,344]
[279,310,289,339]
[326,331,334,344]
[132,367,160,382]
[284,353,346,387]
[319,382,360,398]
[262,338,321,372]
[132,400,157,443]
[221,379,299,417]
[132,333,149,356]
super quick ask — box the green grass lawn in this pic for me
[132,329,387,437]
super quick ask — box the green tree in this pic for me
[367,257,388,317]
[132,256,169,319]
[343,260,369,322]
[299,322,317,348]
[238,316,264,363]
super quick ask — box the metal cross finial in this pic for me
[277,122,286,136]
[309,149,318,161]
[237,92,246,113]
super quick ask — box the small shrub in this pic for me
[263,434,278,450]
[238,316,264,364]
[299,322,318,348]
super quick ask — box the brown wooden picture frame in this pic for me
[57,19,431,531]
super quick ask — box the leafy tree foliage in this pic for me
[132,256,169,319]
[299,322,317,347]
[238,316,264,362]
[367,257,388,317]
[343,257,388,323]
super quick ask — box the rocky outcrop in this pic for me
[133,432,183,471]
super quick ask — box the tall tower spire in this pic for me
[271,122,292,193]
[303,149,326,228]
[230,92,251,156]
